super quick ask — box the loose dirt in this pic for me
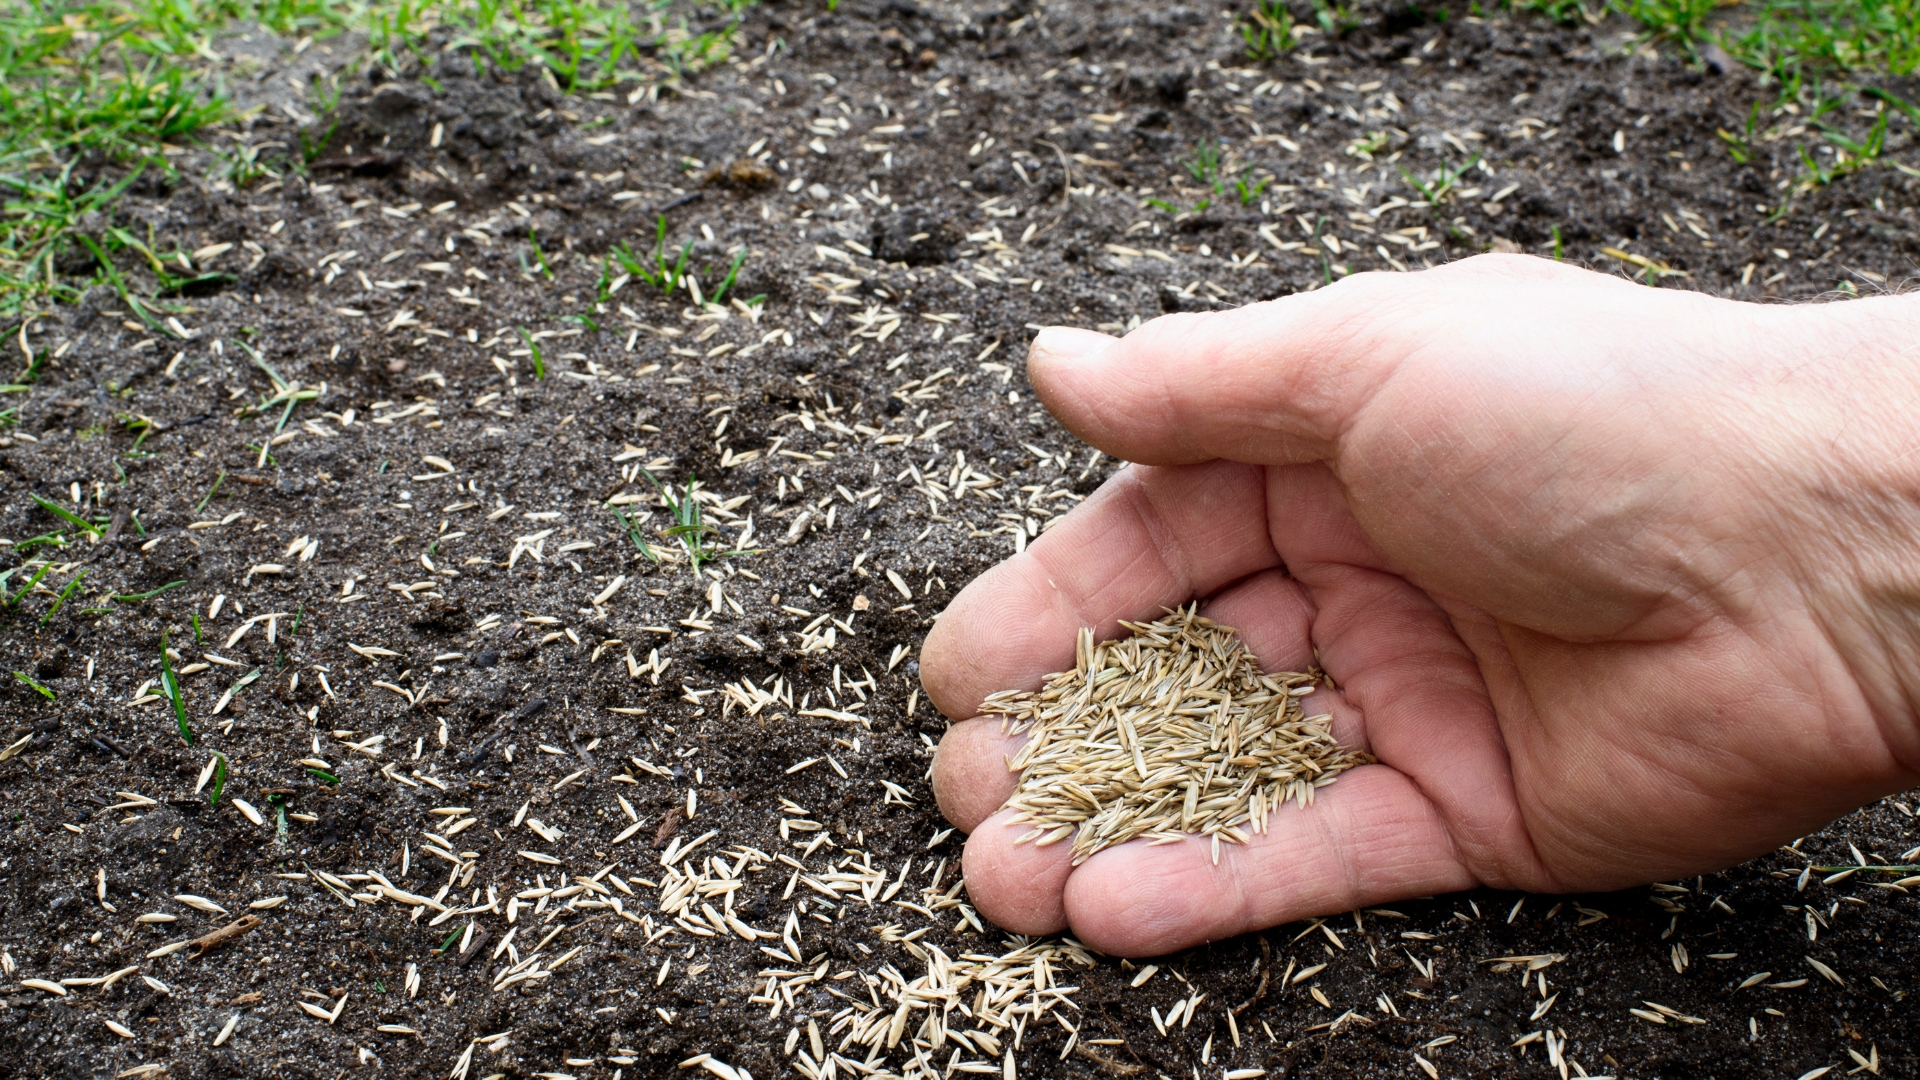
[1,1,1916,1078]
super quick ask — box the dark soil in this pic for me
[2,1,1917,1078]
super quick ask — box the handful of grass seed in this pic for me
[981,606,1369,866]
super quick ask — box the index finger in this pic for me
[919,460,1279,721]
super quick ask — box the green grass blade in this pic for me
[13,670,55,700]
[160,630,192,745]
[40,567,87,627]
[31,493,102,537]
[114,580,185,602]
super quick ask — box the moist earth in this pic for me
[0,1,1916,1078]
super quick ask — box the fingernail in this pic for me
[1029,326,1116,366]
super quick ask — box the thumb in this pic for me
[1026,281,1400,467]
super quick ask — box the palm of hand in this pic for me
[922,256,1917,957]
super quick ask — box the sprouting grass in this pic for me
[610,215,695,296]
[0,0,756,320]
[1167,140,1270,211]
[1795,106,1890,187]
[525,226,554,279]
[514,326,546,379]
[206,751,229,807]
[114,580,186,602]
[1240,0,1299,58]
[1511,0,1920,88]
[40,568,87,627]
[0,1,242,320]
[1726,0,1920,85]
[13,670,55,700]
[30,492,104,538]
[160,630,192,745]
[609,505,660,564]
[2,560,52,609]
[194,470,227,513]
[1182,140,1225,189]
[1617,0,1719,53]
[1399,152,1482,207]
[14,532,68,556]
[638,469,755,576]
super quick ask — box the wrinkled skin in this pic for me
[921,255,1920,957]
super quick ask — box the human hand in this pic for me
[921,254,1920,957]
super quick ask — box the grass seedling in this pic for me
[197,466,229,507]
[207,751,229,807]
[1866,87,1920,128]
[1241,0,1298,59]
[114,580,186,603]
[1399,152,1482,207]
[1309,0,1360,34]
[13,671,54,700]
[160,631,192,745]
[13,532,66,556]
[609,505,660,564]
[709,247,751,305]
[31,493,103,538]
[237,341,317,434]
[515,327,546,379]
[1616,0,1716,53]
[639,469,755,576]
[610,216,696,295]
[1718,101,1764,164]
[526,227,554,279]
[1182,140,1225,189]
[1347,131,1392,160]
[3,561,51,608]
[40,568,87,627]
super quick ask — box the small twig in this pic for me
[189,914,262,958]
[568,727,597,767]
[1035,139,1075,204]
[1073,1045,1143,1076]
[1233,936,1274,1016]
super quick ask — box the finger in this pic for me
[1060,765,1478,957]
[920,460,1279,720]
[960,807,1076,936]
[1027,256,1613,468]
[932,719,1024,834]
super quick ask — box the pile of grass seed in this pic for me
[979,607,1369,866]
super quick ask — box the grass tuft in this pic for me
[0,0,757,318]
